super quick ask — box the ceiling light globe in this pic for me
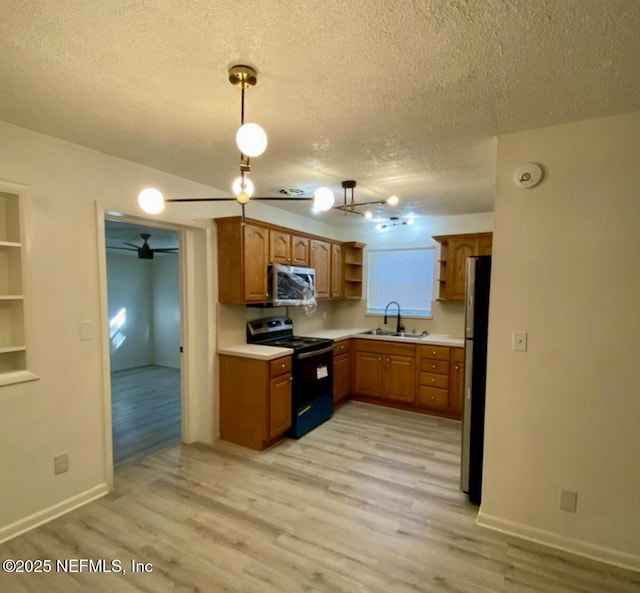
[236,191,250,205]
[138,187,165,214]
[375,223,385,232]
[312,187,335,211]
[407,217,415,226]
[236,123,268,157]
[386,195,399,207]
[364,210,373,220]
[232,176,255,198]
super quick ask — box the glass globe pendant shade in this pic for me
[236,191,250,204]
[236,123,268,157]
[138,187,165,214]
[364,210,373,219]
[232,176,255,198]
[386,194,399,207]
[312,187,335,211]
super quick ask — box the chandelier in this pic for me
[137,64,401,219]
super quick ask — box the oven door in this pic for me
[292,345,333,409]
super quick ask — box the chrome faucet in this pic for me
[383,301,404,333]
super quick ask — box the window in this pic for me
[366,247,434,317]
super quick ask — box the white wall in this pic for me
[152,253,180,368]
[106,251,153,371]
[0,122,220,541]
[332,212,494,336]
[479,111,640,570]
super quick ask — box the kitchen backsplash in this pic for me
[217,298,464,348]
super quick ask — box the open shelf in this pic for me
[342,241,365,300]
[0,190,31,379]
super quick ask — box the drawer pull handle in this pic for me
[298,405,311,416]
[432,378,436,382]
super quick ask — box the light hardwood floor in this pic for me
[1,402,638,592]
[111,365,181,467]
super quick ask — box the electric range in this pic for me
[247,317,334,438]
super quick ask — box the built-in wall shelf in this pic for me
[0,187,36,383]
[342,242,365,300]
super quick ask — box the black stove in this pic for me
[247,317,334,438]
[246,317,333,353]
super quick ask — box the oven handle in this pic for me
[296,345,334,359]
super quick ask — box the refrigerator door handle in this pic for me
[460,339,474,493]
[465,257,476,339]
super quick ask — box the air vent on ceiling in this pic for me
[278,187,305,196]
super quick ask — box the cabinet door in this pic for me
[270,230,291,264]
[330,243,343,299]
[310,240,331,299]
[333,352,350,403]
[384,354,416,403]
[447,238,476,301]
[291,235,310,266]
[243,224,269,301]
[353,351,383,398]
[476,235,493,256]
[449,348,464,417]
[269,373,292,438]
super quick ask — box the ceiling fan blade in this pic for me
[107,246,137,251]
[153,248,179,253]
[123,242,140,248]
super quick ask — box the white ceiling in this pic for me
[1,1,639,223]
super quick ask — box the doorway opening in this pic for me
[104,219,182,467]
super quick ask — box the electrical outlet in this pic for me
[512,331,528,352]
[560,489,578,513]
[54,453,69,475]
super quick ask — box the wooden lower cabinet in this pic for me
[219,354,292,450]
[332,339,351,403]
[416,344,464,419]
[351,339,464,420]
[352,340,415,403]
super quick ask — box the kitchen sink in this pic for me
[360,329,429,339]
[390,332,428,339]
[360,328,396,336]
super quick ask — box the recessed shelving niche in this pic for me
[0,188,38,386]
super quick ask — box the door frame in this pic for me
[96,204,212,489]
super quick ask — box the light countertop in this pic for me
[217,329,464,359]
[217,344,293,361]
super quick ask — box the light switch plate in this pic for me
[79,320,94,341]
[512,331,528,352]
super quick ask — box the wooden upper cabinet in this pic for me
[311,239,331,299]
[215,216,365,304]
[269,230,291,264]
[433,232,493,302]
[291,235,310,266]
[243,224,270,301]
[330,243,343,299]
[448,237,477,301]
[269,231,310,266]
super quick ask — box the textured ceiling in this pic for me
[1,1,639,223]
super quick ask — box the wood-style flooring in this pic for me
[1,402,638,592]
[111,365,181,467]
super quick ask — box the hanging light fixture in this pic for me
[228,64,268,211]
[375,215,415,231]
[336,180,400,217]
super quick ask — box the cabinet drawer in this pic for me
[418,358,449,374]
[417,386,449,410]
[333,340,350,355]
[418,372,449,389]
[270,356,292,377]
[418,345,450,360]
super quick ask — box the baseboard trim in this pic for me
[476,510,640,573]
[0,483,109,545]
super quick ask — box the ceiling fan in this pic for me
[107,233,178,260]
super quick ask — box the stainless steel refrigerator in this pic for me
[460,255,491,505]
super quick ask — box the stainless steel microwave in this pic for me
[268,264,316,306]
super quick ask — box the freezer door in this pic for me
[460,338,474,492]
[465,257,477,339]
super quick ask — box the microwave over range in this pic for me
[268,264,316,306]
